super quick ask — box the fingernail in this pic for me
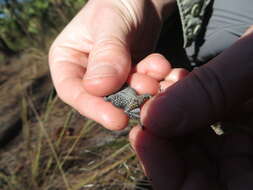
[85,64,118,79]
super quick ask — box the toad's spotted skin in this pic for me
[104,86,152,119]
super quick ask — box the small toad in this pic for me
[104,85,152,119]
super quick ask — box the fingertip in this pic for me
[160,80,175,91]
[136,53,172,81]
[100,112,129,131]
[96,105,129,131]
[165,68,189,82]
[128,73,160,95]
[98,102,129,130]
[70,88,129,130]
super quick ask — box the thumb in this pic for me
[142,33,253,137]
[82,1,135,96]
[83,36,131,96]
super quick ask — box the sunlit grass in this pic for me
[0,81,145,190]
[0,0,147,189]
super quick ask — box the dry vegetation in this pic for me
[0,28,150,190]
[0,48,151,190]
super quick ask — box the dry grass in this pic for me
[0,48,147,190]
[0,1,149,189]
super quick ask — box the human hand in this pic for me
[49,0,176,130]
[129,29,253,190]
[130,123,253,190]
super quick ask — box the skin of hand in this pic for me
[49,0,253,188]
[129,28,253,189]
[49,0,176,130]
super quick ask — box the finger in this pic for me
[181,143,219,190]
[160,80,175,92]
[160,68,189,91]
[130,126,219,190]
[129,126,184,190]
[82,1,134,96]
[165,68,189,82]
[128,73,160,95]
[50,1,131,98]
[135,53,172,81]
[49,46,128,130]
[141,32,253,137]
[219,133,253,190]
[83,37,131,96]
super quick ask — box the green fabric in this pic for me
[176,0,211,47]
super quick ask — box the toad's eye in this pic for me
[143,97,148,101]
[143,95,152,101]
